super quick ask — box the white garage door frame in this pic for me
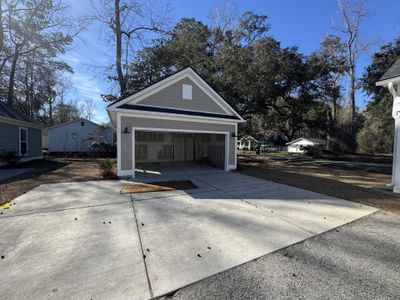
[131,127,230,178]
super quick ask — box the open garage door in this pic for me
[132,128,229,177]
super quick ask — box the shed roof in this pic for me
[286,137,324,146]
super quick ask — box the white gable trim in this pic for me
[108,67,245,122]
[376,76,400,86]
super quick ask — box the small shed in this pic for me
[47,119,114,153]
[286,138,323,153]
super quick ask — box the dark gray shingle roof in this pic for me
[0,101,42,125]
[379,58,400,82]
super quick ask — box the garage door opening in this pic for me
[133,130,228,176]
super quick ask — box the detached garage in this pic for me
[107,67,245,177]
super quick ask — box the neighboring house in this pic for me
[48,119,114,153]
[286,138,324,153]
[237,135,259,150]
[107,67,245,177]
[0,101,43,165]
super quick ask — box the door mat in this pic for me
[121,180,198,194]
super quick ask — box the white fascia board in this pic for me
[188,71,245,122]
[109,107,244,125]
[108,68,192,109]
[376,76,400,86]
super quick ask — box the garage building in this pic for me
[107,67,245,177]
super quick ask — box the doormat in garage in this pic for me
[121,180,198,194]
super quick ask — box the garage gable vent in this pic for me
[182,84,192,100]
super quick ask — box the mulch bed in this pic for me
[121,180,197,194]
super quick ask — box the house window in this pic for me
[80,121,85,126]
[19,128,28,156]
[72,132,78,139]
[182,84,192,100]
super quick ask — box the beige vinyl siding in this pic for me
[120,116,236,170]
[132,77,227,115]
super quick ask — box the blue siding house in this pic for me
[0,101,44,165]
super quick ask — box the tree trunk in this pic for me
[7,45,19,106]
[114,0,126,97]
[349,65,356,122]
[0,0,3,52]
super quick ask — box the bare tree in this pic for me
[82,98,95,120]
[93,0,171,97]
[335,0,371,123]
[209,1,238,33]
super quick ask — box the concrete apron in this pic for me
[0,172,378,300]
[0,181,150,300]
[131,170,378,298]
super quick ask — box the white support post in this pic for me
[388,82,400,192]
[224,133,229,172]
[131,128,136,178]
[117,113,122,176]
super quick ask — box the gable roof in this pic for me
[286,137,323,146]
[47,118,98,130]
[239,135,259,143]
[0,101,43,128]
[107,67,245,123]
[376,58,400,86]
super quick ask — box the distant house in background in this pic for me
[286,138,324,153]
[237,135,259,150]
[0,101,43,165]
[47,118,114,153]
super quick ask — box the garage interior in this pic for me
[135,131,226,169]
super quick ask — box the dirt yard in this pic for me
[238,157,400,215]
[0,159,106,205]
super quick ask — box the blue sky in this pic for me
[64,0,400,123]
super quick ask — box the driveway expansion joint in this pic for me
[130,193,154,299]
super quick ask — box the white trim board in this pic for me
[112,109,243,125]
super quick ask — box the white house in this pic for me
[286,138,322,153]
[106,67,245,177]
[237,135,259,150]
[47,119,114,153]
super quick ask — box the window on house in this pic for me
[72,132,78,139]
[19,128,28,156]
[182,84,192,100]
[80,121,85,126]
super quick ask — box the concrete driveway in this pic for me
[0,168,378,299]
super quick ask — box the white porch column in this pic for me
[388,82,400,192]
